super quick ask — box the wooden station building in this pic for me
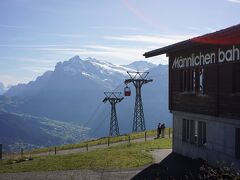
[144,24,240,167]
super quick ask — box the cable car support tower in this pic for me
[103,92,124,136]
[125,71,153,132]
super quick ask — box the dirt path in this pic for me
[0,169,141,180]
[29,136,157,157]
[2,136,158,159]
[149,149,172,163]
[0,137,172,180]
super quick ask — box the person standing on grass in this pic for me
[161,123,166,138]
[157,123,161,138]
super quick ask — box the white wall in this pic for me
[172,111,240,169]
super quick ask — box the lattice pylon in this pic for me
[125,72,152,132]
[103,92,123,136]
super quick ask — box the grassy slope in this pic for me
[30,129,172,154]
[0,138,172,173]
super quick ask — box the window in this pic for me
[182,70,188,92]
[198,121,206,145]
[182,119,189,141]
[199,68,204,94]
[233,64,240,93]
[236,128,240,159]
[189,69,195,92]
[181,67,205,94]
[182,119,206,146]
[181,69,195,92]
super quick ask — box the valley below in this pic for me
[0,56,171,152]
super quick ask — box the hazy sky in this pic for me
[0,0,240,86]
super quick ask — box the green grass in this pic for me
[29,128,172,154]
[0,138,172,173]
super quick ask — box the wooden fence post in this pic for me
[107,137,110,147]
[128,135,130,144]
[169,128,171,138]
[54,147,57,155]
[145,131,147,142]
[0,144,2,160]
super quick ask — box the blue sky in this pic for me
[0,0,240,86]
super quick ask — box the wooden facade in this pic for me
[168,44,240,120]
[144,24,240,120]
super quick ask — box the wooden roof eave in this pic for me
[143,40,199,58]
[143,24,240,59]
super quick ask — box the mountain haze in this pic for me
[122,61,157,71]
[1,56,171,139]
[0,110,88,152]
[0,82,6,95]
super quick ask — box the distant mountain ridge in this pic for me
[5,56,134,97]
[122,61,157,71]
[1,56,171,139]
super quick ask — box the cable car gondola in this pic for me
[124,85,131,96]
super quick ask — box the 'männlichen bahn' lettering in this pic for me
[172,45,240,69]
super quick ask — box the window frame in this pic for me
[182,118,206,146]
[180,67,205,95]
[233,63,240,94]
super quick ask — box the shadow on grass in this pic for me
[131,152,205,180]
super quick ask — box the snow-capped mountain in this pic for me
[54,56,134,89]
[6,56,136,97]
[123,61,157,71]
[3,56,155,124]
[2,56,171,137]
[59,56,131,76]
